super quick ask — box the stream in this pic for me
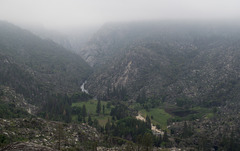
[80,81,89,94]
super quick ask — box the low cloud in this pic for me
[0,0,239,30]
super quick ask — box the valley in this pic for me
[0,20,240,150]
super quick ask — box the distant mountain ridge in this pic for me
[83,21,240,104]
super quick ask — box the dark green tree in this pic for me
[163,130,169,142]
[142,132,153,151]
[82,104,87,123]
[136,90,147,104]
[78,114,82,122]
[96,100,101,114]
[146,115,151,129]
[88,115,93,126]
[106,102,111,108]
[110,104,129,120]
[105,118,111,134]
[55,123,64,150]
[102,105,105,115]
[154,134,162,147]
[136,134,142,151]
[93,119,99,127]
[63,107,71,123]
[182,122,193,138]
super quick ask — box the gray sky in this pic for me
[0,0,240,30]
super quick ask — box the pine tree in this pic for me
[182,122,193,138]
[105,118,111,134]
[103,105,105,115]
[107,102,111,108]
[96,100,101,114]
[55,123,64,150]
[82,105,87,122]
[93,119,99,127]
[142,132,153,151]
[182,121,188,138]
[155,134,162,147]
[146,115,151,129]
[136,134,142,151]
[78,114,82,122]
[88,115,93,126]
[163,130,169,142]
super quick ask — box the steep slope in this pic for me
[0,117,101,150]
[26,25,97,53]
[0,85,38,117]
[0,21,92,104]
[80,22,151,67]
[85,21,240,104]
[81,21,231,67]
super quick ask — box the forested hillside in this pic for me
[1,20,240,150]
[77,21,240,150]
[1,0,240,149]
[83,21,240,105]
[0,21,92,104]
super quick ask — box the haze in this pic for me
[0,0,240,30]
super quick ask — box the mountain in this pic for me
[24,25,97,53]
[84,21,240,104]
[0,21,92,104]
[80,22,151,67]
[1,20,240,150]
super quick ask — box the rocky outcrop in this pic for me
[1,142,57,151]
[169,102,240,149]
[0,85,38,115]
[0,117,101,150]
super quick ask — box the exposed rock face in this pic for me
[1,142,57,151]
[0,118,101,150]
[0,86,38,115]
[83,21,240,103]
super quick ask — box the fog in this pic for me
[0,0,240,30]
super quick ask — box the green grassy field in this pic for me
[72,100,113,126]
[139,106,213,129]
[168,106,214,121]
[72,100,214,128]
[140,108,172,129]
